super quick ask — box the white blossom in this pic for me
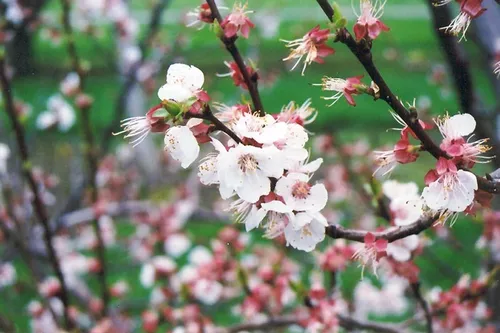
[422,159,477,212]
[158,63,204,103]
[275,173,328,213]
[0,143,10,174]
[217,144,285,203]
[164,126,200,169]
[37,95,75,132]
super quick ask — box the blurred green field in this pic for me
[0,0,496,331]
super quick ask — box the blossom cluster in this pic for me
[117,61,330,252]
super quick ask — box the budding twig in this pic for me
[187,105,244,144]
[0,58,73,330]
[325,212,440,243]
[410,282,434,333]
[315,0,500,195]
[59,0,110,315]
[426,0,500,167]
[205,0,265,116]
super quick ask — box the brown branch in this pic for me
[59,0,110,315]
[315,0,500,194]
[205,0,265,115]
[337,314,405,333]
[330,133,391,221]
[187,105,244,144]
[410,282,433,333]
[326,212,439,243]
[220,314,404,333]
[222,317,297,333]
[0,58,73,330]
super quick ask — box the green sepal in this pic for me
[213,20,224,39]
[162,100,183,118]
[334,17,347,29]
[151,108,169,119]
[332,2,346,28]
[289,279,306,298]
[237,266,249,289]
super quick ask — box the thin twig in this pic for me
[59,0,110,315]
[314,0,500,194]
[187,105,244,144]
[0,57,73,330]
[410,282,433,333]
[426,0,500,167]
[337,314,405,333]
[325,212,439,243]
[206,0,265,115]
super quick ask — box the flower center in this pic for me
[292,181,311,199]
[238,154,258,173]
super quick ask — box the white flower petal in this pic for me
[285,123,308,147]
[298,158,323,173]
[422,181,448,211]
[256,145,285,178]
[198,158,219,185]
[383,180,419,201]
[57,106,76,132]
[447,170,477,212]
[164,126,200,168]
[166,63,204,91]
[387,244,411,262]
[284,219,325,252]
[261,200,293,213]
[292,183,328,212]
[291,212,313,230]
[158,83,194,102]
[245,206,267,231]
[446,113,476,137]
[236,170,270,203]
[37,111,57,130]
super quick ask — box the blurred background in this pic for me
[1,0,500,331]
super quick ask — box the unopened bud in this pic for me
[76,93,94,109]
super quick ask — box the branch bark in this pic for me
[411,282,433,333]
[59,0,110,315]
[206,0,265,115]
[0,57,73,330]
[219,315,405,333]
[326,213,439,243]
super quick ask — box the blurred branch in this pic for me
[315,0,500,195]
[101,0,171,152]
[0,314,14,333]
[326,212,439,243]
[337,314,405,333]
[426,0,500,167]
[410,282,433,333]
[220,317,297,333]
[0,57,73,330]
[219,314,404,333]
[59,0,110,315]
[58,201,230,230]
[206,0,265,115]
[58,200,154,229]
[330,133,391,222]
